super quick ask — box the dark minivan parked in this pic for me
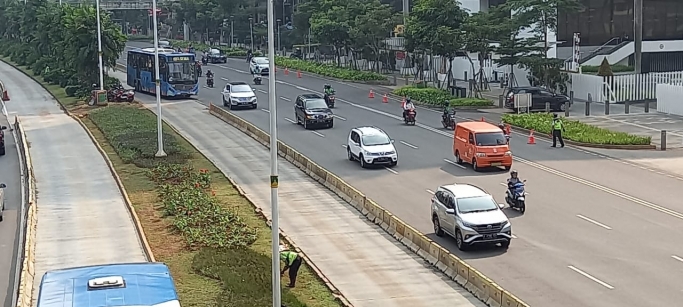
[504,86,570,112]
[294,94,334,129]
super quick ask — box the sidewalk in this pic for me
[0,61,147,302]
[131,95,485,307]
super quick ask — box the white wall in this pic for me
[583,40,683,66]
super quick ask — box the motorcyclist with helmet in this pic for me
[506,170,522,198]
[499,121,510,144]
[402,97,416,120]
[442,103,456,128]
[206,69,214,87]
[323,84,335,104]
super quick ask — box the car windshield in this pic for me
[255,58,269,64]
[475,132,507,146]
[305,99,327,109]
[231,84,252,92]
[362,134,391,146]
[167,62,196,83]
[457,196,499,213]
[209,49,221,54]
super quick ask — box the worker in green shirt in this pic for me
[280,249,303,288]
[551,113,565,148]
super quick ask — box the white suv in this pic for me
[346,127,397,168]
[222,81,257,110]
[431,183,511,251]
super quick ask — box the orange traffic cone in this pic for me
[527,130,536,144]
[368,90,375,99]
[480,117,485,122]
[382,94,389,103]
[284,68,289,75]
[297,70,302,78]
[2,90,8,101]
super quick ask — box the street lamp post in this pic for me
[230,15,235,48]
[152,0,166,157]
[95,0,104,91]
[276,19,281,54]
[266,0,281,304]
[249,17,254,51]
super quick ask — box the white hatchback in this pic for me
[249,57,270,75]
[346,126,398,168]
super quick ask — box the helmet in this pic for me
[511,170,518,177]
[498,123,505,130]
[324,84,330,89]
[406,97,411,103]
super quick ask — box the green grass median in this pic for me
[502,113,652,145]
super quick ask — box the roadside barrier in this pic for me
[208,103,529,307]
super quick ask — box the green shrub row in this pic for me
[392,85,492,107]
[149,164,258,249]
[581,64,634,74]
[170,40,387,81]
[502,113,651,145]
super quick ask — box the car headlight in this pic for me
[504,151,512,156]
[386,151,396,155]
[364,150,379,156]
[502,222,511,231]
[306,115,314,119]
[460,220,474,228]
[476,153,486,157]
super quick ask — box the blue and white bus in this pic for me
[126,47,199,97]
[37,263,180,307]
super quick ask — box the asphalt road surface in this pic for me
[121,43,683,306]
[0,104,22,307]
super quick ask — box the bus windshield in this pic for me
[167,61,196,83]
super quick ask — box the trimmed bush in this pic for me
[581,64,634,74]
[275,56,387,81]
[64,85,79,97]
[502,113,651,145]
[393,85,492,107]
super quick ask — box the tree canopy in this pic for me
[0,0,127,92]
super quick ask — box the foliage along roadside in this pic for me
[88,105,341,307]
[169,40,263,57]
[169,39,387,81]
[393,85,492,107]
[0,0,126,98]
[502,113,651,145]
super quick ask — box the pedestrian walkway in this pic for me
[130,93,485,307]
[0,61,146,303]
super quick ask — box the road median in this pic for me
[209,103,529,307]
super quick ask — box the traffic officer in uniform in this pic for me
[280,247,303,288]
[551,113,565,148]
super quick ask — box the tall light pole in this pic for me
[95,0,104,91]
[152,0,166,157]
[634,0,643,73]
[249,17,254,51]
[276,19,281,53]
[266,0,281,303]
[230,15,235,48]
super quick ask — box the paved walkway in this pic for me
[126,92,485,306]
[0,61,146,304]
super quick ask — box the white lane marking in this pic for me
[400,141,418,149]
[672,255,683,263]
[333,115,347,121]
[311,131,325,138]
[284,117,296,123]
[385,167,399,175]
[220,77,229,81]
[341,144,348,148]
[576,214,612,230]
[567,266,614,289]
[443,158,467,169]
[499,182,530,194]
[280,96,291,101]
[426,189,435,195]
[260,108,270,113]
[257,89,267,94]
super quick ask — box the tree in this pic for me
[405,0,467,88]
[462,8,509,93]
[597,58,613,77]
[350,0,401,72]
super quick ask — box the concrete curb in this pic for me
[0,59,156,267]
[208,103,530,307]
[504,123,657,150]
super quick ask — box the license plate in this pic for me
[491,162,502,166]
[483,234,496,239]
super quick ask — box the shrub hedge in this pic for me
[393,85,492,107]
[502,113,651,145]
[581,64,634,74]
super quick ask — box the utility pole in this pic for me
[634,0,643,73]
[402,0,409,24]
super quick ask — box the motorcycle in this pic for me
[441,111,457,130]
[107,86,135,102]
[253,75,262,85]
[404,109,416,125]
[505,180,527,213]
[504,133,510,145]
[324,92,336,108]
[207,77,214,88]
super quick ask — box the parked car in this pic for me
[431,183,511,251]
[0,182,6,221]
[0,125,7,156]
[346,126,398,168]
[249,57,270,75]
[222,82,257,110]
[294,94,333,129]
[504,86,570,112]
[206,48,227,63]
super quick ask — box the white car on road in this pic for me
[249,57,270,75]
[347,126,398,168]
[222,81,258,110]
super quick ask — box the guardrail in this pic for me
[13,116,37,307]
[208,103,529,307]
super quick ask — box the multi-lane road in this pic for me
[123,42,683,306]
[0,102,22,307]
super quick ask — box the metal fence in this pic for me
[569,70,683,103]
[656,84,683,116]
